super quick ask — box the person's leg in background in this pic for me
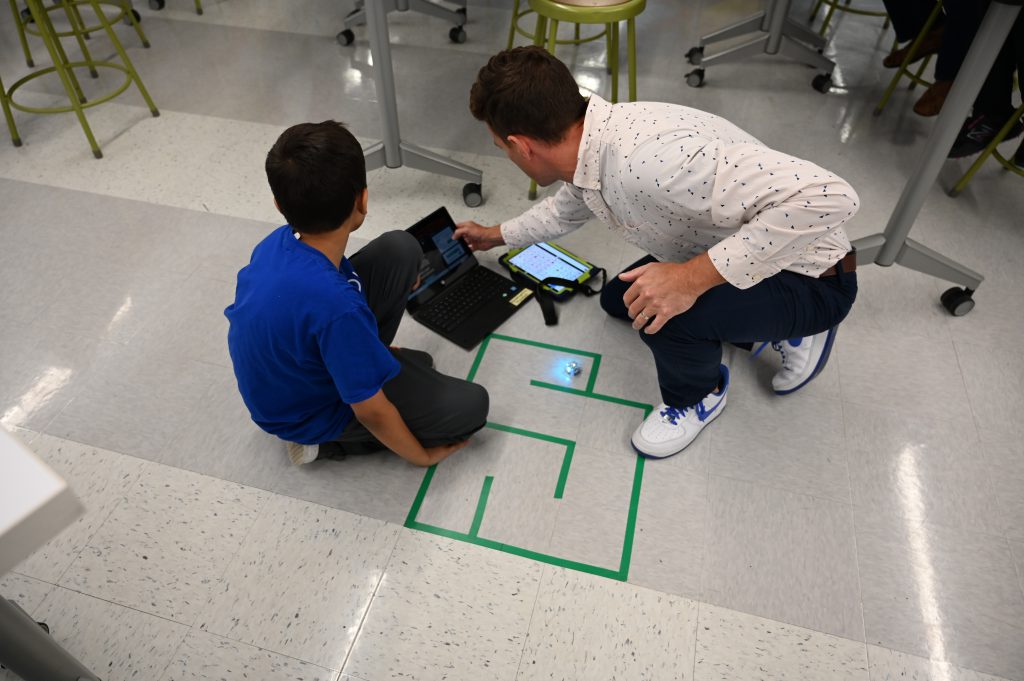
[948,14,1024,158]
[881,0,946,69]
[601,256,857,458]
[328,230,489,457]
[914,0,990,116]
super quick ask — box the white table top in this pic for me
[0,428,83,576]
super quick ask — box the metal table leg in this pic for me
[0,597,99,681]
[361,0,483,206]
[852,0,1022,315]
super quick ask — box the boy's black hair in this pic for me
[265,121,366,234]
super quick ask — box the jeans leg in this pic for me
[935,0,989,81]
[349,230,422,345]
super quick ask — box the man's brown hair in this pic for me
[469,46,587,144]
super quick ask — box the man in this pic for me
[226,120,488,467]
[454,47,858,459]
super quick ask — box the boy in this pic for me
[226,120,488,467]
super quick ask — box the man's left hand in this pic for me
[619,254,727,334]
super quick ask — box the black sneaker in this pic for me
[949,112,1024,159]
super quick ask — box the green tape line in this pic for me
[468,476,493,538]
[553,442,575,500]
[617,455,645,579]
[585,353,602,394]
[530,380,653,417]
[484,421,574,448]
[465,334,492,382]
[404,463,437,528]
[406,521,625,581]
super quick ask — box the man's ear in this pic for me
[506,134,534,159]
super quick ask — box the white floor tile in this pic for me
[59,463,269,624]
[694,603,869,681]
[342,530,542,681]
[517,567,699,681]
[867,645,1015,681]
[197,495,400,670]
[158,630,337,681]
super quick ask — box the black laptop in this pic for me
[405,207,532,349]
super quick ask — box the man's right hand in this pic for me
[424,440,470,464]
[453,221,505,252]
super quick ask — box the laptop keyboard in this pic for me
[416,267,512,333]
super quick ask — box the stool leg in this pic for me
[40,2,89,104]
[818,0,838,36]
[9,0,35,67]
[507,0,519,49]
[27,0,103,156]
[808,0,824,22]
[627,17,636,102]
[950,112,1022,196]
[546,17,558,53]
[62,1,100,78]
[0,74,23,146]
[119,0,151,48]
[609,20,618,103]
[574,23,579,41]
[874,1,942,115]
[908,54,932,92]
[194,0,202,14]
[86,0,159,116]
[532,11,547,46]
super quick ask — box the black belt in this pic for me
[821,251,856,277]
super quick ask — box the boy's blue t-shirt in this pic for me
[224,226,400,444]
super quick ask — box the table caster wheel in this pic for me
[463,183,483,207]
[148,0,164,8]
[812,72,832,93]
[685,46,703,65]
[337,29,355,46]
[449,25,466,43]
[940,287,975,316]
[685,68,705,88]
[456,6,466,19]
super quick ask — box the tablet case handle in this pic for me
[507,268,607,326]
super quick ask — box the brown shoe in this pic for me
[883,26,944,68]
[913,80,953,117]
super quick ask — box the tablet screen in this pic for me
[507,243,588,293]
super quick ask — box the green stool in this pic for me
[508,0,607,50]
[9,0,151,69]
[874,0,941,116]
[526,0,645,199]
[949,102,1024,196]
[3,0,159,157]
[809,0,890,36]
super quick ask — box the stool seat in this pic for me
[528,0,645,23]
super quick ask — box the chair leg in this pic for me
[627,17,636,102]
[194,0,202,14]
[507,0,519,49]
[609,20,618,103]
[0,74,23,146]
[119,0,151,47]
[951,110,1024,195]
[86,0,159,116]
[9,0,35,67]
[874,1,942,115]
[62,1,100,78]
[27,0,102,156]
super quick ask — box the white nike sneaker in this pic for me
[759,326,838,395]
[286,441,319,465]
[631,365,729,459]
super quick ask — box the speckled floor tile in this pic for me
[198,495,400,670]
[694,603,869,680]
[12,434,151,583]
[866,646,1014,681]
[517,567,698,681]
[59,463,269,624]
[342,530,542,681]
[158,629,337,681]
[11,586,188,681]
[0,572,54,616]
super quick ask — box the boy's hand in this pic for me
[453,221,505,252]
[424,440,469,464]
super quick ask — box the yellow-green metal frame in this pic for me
[810,0,890,37]
[525,0,645,199]
[508,0,605,49]
[950,103,1024,196]
[874,0,943,115]
[0,73,23,147]
[14,0,151,69]
[8,0,159,158]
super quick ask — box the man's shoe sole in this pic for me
[774,326,838,396]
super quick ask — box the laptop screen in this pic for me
[406,207,474,302]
